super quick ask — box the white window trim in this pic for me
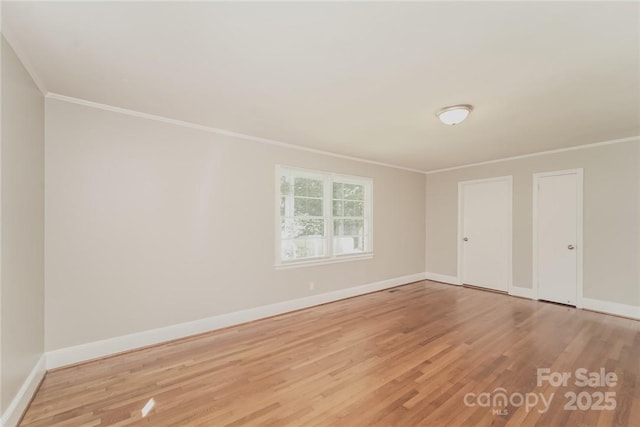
[275,165,374,268]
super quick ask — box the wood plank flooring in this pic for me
[20,281,640,426]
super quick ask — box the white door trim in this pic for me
[532,169,584,308]
[457,176,513,293]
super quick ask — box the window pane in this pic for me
[282,238,327,261]
[333,200,343,216]
[294,197,323,216]
[281,218,325,239]
[280,175,292,196]
[294,177,307,196]
[333,236,365,255]
[342,183,364,200]
[333,182,343,199]
[307,179,323,197]
[333,219,364,236]
[307,198,323,216]
[343,201,364,217]
[294,177,323,197]
[280,197,286,217]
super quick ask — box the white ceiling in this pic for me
[4,1,639,172]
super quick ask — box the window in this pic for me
[277,166,372,266]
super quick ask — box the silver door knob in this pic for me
[463,237,468,242]
[568,245,575,250]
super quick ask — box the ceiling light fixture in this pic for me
[436,104,473,125]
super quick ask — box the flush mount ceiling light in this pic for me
[436,104,473,125]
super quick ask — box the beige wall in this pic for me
[1,37,45,413]
[425,140,640,307]
[44,98,426,351]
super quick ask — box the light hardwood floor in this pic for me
[20,281,640,426]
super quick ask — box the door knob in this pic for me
[568,245,575,250]
[463,237,469,242]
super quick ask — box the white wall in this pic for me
[44,98,426,352]
[425,140,640,308]
[1,36,45,416]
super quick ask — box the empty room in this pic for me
[1,1,639,426]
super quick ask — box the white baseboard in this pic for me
[1,354,46,427]
[46,272,426,369]
[509,286,536,300]
[504,288,639,319]
[582,297,640,320]
[424,272,460,285]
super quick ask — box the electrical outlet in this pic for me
[309,281,315,290]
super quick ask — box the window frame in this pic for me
[275,165,373,269]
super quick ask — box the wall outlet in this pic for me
[309,281,315,290]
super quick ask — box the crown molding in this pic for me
[1,27,48,95]
[2,17,638,175]
[47,91,640,175]
[46,93,427,175]
[425,135,640,174]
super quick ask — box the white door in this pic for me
[461,178,511,292]
[536,172,580,306]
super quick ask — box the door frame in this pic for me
[532,169,584,308]
[457,176,513,293]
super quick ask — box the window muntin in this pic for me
[277,166,372,265]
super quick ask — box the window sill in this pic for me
[274,253,374,270]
